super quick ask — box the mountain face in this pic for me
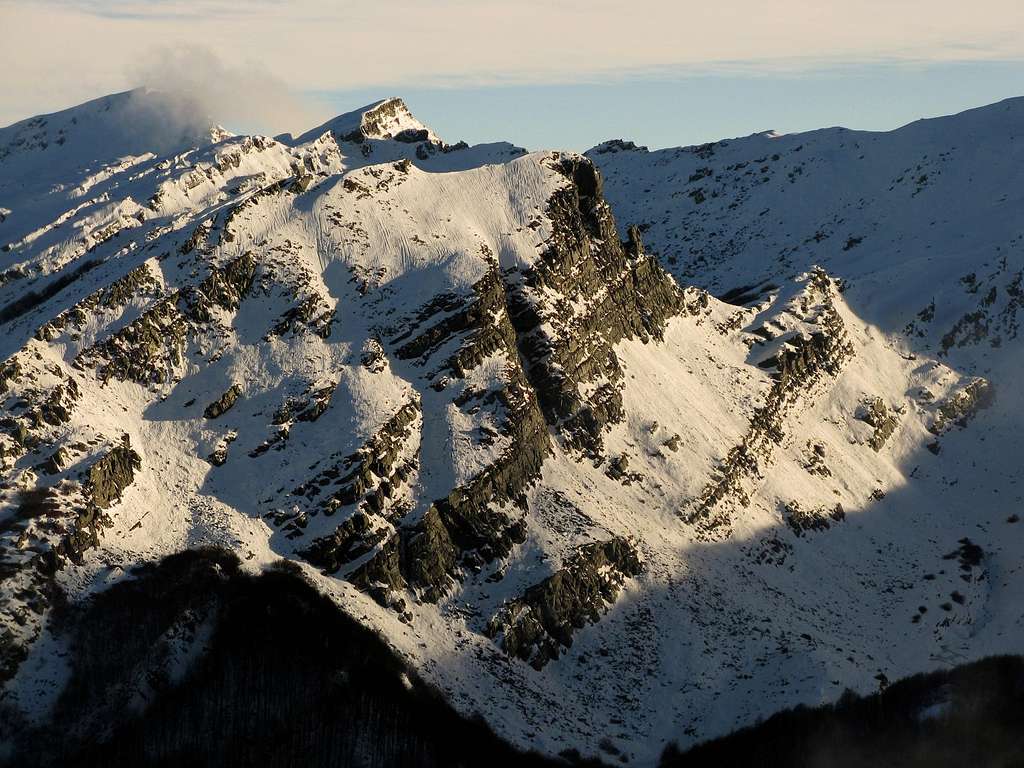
[0,90,1022,766]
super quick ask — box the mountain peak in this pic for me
[291,96,437,146]
[0,87,226,182]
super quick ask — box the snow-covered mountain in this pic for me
[0,89,1021,766]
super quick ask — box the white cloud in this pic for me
[2,0,1023,128]
[133,45,320,135]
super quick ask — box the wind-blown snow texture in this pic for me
[1,88,1022,765]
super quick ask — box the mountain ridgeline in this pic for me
[1,89,1022,766]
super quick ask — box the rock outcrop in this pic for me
[858,397,899,451]
[87,435,141,509]
[486,537,642,668]
[687,268,854,538]
[75,253,256,385]
[506,158,690,455]
[296,159,693,607]
[929,377,994,434]
[35,264,160,343]
[203,384,242,419]
[36,435,141,574]
[782,500,845,537]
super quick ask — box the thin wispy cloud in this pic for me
[2,0,1023,127]
[35,0,276,20]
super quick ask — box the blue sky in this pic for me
[2,1,1023,149]
[313,60,1024,151]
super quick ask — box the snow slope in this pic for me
[1,93,1022,766]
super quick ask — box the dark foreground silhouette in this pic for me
[2,548,1022,767]
[1,549,583,768]
[662,655,1024,768]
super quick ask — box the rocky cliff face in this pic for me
[505,159,694,457]
[298,154,689,609]
[1,93,1022,767]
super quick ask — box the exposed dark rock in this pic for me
[299,397,464,599]
[857,397,899,451]
[687,268,854,537]
[203,384,242,419]
[35,264,160,342]
[290,173,314,193]
[76,296,187,384]
[399,507,458,602]
[179,218,212,255]
[87,435,141,509]
[41,447,68,474]
[358,99,414,140]
[304,511,389,574]
[348,534,405,594]
[486,536,642,668]
[294,397,420,519]
[0,375,82,466]
[31,436,141,574]
[605,454,630,480]
[586,139,648,155]
[929,378,994,434]
[206,447,228,467]
[386,267,549,588]
[782,501,845,537]
[360,338,387,372]
[344,157,695,603]
[267,290,334,339]
[943,537,984,574]
[504,156,690,455]
[394,128,430,143]
[206,433,236,466]
[272,382,337,427]
[0,357,22,395]
[76,253,256,385]
[802,441,831,476]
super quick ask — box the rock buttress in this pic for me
[485,536,643,668]
[506,157,689,455]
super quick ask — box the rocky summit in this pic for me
[0,88,1022,766]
